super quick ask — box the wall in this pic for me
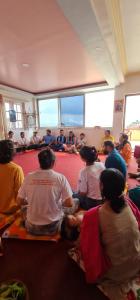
[37,74,140,148]
[1,73,140,147]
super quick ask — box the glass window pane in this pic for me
[15,122,18,128]
[14,104,17,111]
[85,90,114,127]
[60,95,84,127]
[39,98,58,127]
[125,95,140,129]
[5,102,10,111]
[18,121,23,128]
[6,111,9,119]
[124,95,140,148]
[17,105,21,112]
[17,113,22,120]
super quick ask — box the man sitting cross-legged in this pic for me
[17,148,79,236]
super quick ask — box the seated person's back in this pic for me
[18,148,73,233]
[77,146,105,210]
[104,141,127,178]
[0,140,24,213]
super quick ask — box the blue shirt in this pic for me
[105,149,127,178]
[43,135,56,144]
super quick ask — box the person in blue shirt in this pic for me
[42,129,56,148]
[104,141,127,178]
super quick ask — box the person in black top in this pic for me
[55,129,66,151]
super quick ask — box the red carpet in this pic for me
[14,151,84,190]
[14,151,138,190]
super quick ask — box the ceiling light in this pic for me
[22,63,30,68]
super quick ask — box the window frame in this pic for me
[85,89,115,128]
[37,89,114,129]
[123,93,140,131]
[4,101,23,129]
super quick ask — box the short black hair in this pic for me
[80,133,85,136]
[0,140,14,164]
[8,131,13,135]
[47,129,51,134]
[105,130,111,134]
[38,148,56,169]
[121,133,128,141]
[80,146,98,164]
[104,141,114,148]
[20,131,24,135]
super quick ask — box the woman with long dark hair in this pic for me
[69,169,140,300]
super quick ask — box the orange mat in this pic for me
[0,212,19,230]
[2,217,61,242]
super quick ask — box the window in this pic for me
[38,98,58,127]
[5,102,10,121]
[60,95,84,127]
[85,90,114,127]
[5,102,23,129]
[38,89,114,128]
[14,104,23,128]
[124,94,140,148]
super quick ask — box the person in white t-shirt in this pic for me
[76,133,87,151]
[17,148,79,235]
[17,132,29,152]
[76,146,105,210]
[28,131,42,150]
[30,131,42,145]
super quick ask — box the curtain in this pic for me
[0,94,7,139]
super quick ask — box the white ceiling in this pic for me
[0,0,140,94]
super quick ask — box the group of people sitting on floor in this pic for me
[7,129,87,154]
[0,130,139,300]
[7,128,132,164]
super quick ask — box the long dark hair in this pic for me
[100,169,126,213]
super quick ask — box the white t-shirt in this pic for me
[77,162,105,200]
[77,138,87,146]
[18,137,29,146]
[18,169,72,225]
